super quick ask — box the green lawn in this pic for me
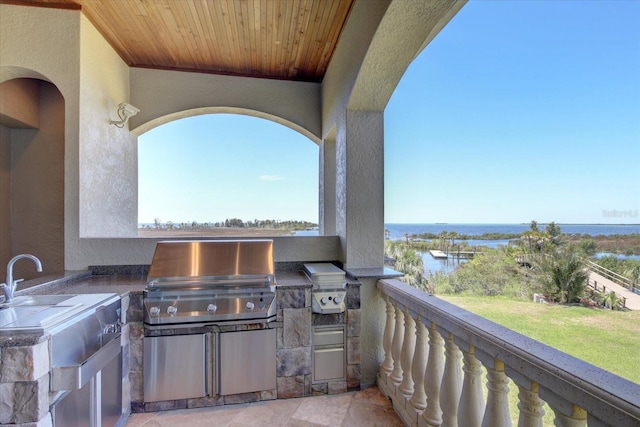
[437,295,640,425]
[438,295,640,384]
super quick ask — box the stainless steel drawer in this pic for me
[314,347,345,382]
[313,326,345,383]
[314,329,344,346]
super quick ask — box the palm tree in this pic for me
[535,250,589,304]
[625,265,640,292]
[603,291,621,310]
[438,231,448,251]
[545,222,563,246]
[384,241,432,293]
[449,232,458,249]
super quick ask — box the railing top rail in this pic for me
[377,278,640,425]
[586,259,633,285]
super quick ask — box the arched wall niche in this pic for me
[0,65,53,85]
[0,76,65,281]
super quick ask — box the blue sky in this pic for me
[138,115,318,224]
[139,0,640,225]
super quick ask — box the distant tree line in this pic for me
[411,231,522,241]
[140,218,317,231]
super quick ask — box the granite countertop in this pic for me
[9,261,363,302]
[1,270,310,345]
[275,270,312,287]
[14,269,312,300]
[17,272,147,298]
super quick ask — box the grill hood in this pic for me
[147,240,275,286]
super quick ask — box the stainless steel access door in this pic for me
[143,333,215,402]
[219,328,276,395]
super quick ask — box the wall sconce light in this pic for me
[110,102,140,128]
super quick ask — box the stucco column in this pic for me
[319,133,337,235]
[335,109,384,268]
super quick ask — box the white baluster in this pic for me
[399,308,416,398]
[422,323,444,427]
[390,303,405,386]
[458,345,484,427]
[440,332,462,427]
[380,296,396,379]
[481,359,512,427]
[517,382,544,427]
[409,316,428,412]
[552,405,587,427]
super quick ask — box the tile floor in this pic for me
[124,386,404,427]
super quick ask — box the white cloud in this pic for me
[259,174,286,181]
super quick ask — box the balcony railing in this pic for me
[586,259,637,293]
[376,278,640,427]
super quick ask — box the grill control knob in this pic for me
[167,306,177,315]
[246,301,255,310]
[150,306,160,316]
[207,304,217,313]
[320,297,329,305]
[333,296,342,304]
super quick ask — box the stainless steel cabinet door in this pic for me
[219,329,276,395]
[144,334,207,402]
[100,352,122,427]
[53,381,91,427]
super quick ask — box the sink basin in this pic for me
[0,304,78,329]
[0,295,74,308]
[0,293,119,335]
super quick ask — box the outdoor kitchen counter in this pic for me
[0,273,142,345]
[50,274,148,296]
[14,271,146,298]
[16,269,312,298]
[0,269,312,346]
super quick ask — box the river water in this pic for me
[382,223,640,276]
[384,223,639,240]
[294,223,640,275]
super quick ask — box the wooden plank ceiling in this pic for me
[13,0,355,82]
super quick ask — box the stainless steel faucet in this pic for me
[2,254,43,302]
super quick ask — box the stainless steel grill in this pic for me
[143,240,276,326]
[143,239,278,402]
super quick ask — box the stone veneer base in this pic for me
[129,272,362,413]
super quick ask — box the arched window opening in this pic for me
[138,114,319,237]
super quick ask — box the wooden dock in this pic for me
[429,250,448,259]
[429,249,480,259]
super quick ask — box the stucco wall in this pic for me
[78,13,138,238]
[0,125,10,267]
[321,0,391,138]
[129,68,321,143]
